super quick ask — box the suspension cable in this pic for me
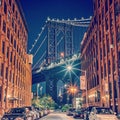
[33,35,47,57]
[28,25,46,54]
[57,36,64,46]
[32,51,46,70]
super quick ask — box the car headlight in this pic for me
[15,117,24,120]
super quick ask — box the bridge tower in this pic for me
[46,19,73,64]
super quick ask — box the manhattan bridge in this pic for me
[30,17,92,103]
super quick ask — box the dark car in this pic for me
[24,106,39,119]
[66,108,75,116]
[84,106,96,120]
[73,109,85,119]
[2,107,27,120]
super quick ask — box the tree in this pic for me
[32,95,56,109]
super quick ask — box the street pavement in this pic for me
[39,112,83,120]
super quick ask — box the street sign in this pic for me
[80,75,86,90]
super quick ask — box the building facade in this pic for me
[81,0,120,113]
[0,0,32,115]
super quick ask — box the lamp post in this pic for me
[66,65,88,107]
[40,86,43,96]
[37,83,40,99]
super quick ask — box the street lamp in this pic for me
[67,65,72,71]
[66,65,88,107]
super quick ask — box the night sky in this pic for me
[20,0,93,66]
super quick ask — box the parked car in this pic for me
[73,109,85,119]
[35,107,44,118]
[84,106,95,120]
[117,113,120,119]
[24,106,39,119]
[1,107,27,120]
[2,106,40,120]
[66,108,75,116]
[89,107,118,120]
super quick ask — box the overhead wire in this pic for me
[33,35,47,57]
[28,24,46,54]
[32,51,46,70]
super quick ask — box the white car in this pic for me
[89,107,118,120]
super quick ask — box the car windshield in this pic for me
[96,108,114,114]
[7,108,25,114]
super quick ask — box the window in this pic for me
[109,82,112,99]
[14,40,16,49]
[9,70,12,82]
[106,35,110,52]
[105,17,108,30]
[6,47,9,58]
[108,60,111,75]
[114,2,120,16]
[97,91,100,102]
[15,24,17,33]
[99,30,101,42]
[4,2,7,14]
[12,4,15,13]
[102,24,104,38]
[111,32,114,44]
[99,14,101,25]
[9,0,11,6]
[0,86,2,101]
[114,81,118,98]
[98,0,100,8]
[93,1,96,11]
[1,63,4,77]
[11,34,13,44]
[14,56,16,65]
[117,26,120,41]
[12,18,14,28]
[97,75,99,85]
[110,0,112,5]
[96,59,98,70]
[104,63,106,77]
[113,57,116,72]
[2,41,5,54]
[5,67,8,79]
[13,73,14,83]
[18,30,19,39]
[110,12,113,27]
[102,8,104,20]
[100,48,102,60]
[101,66,103,79]
[103,43,106,57]
[7,28,10,39]
[16,11,18,19]
[119,51,120,65]
[0,0,2,6]
[0,15,1,27]
[10,52,12,63]
[3,21,6,33]
[105,0,108,13]
[8,11,11,21]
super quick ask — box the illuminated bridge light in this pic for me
[47,17,50,21]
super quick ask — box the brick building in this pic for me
[81,0,120,113]
[0,0,32,115]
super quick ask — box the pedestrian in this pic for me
[25,108,34,120]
